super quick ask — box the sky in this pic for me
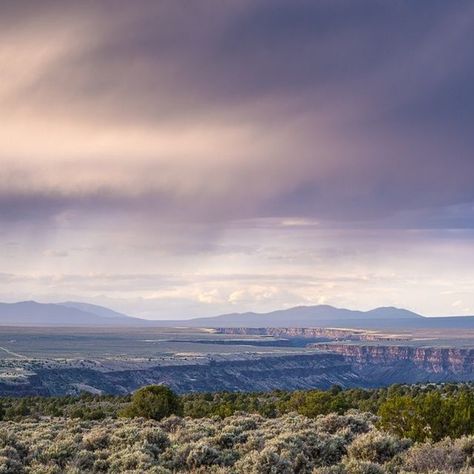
[1,0,474,319]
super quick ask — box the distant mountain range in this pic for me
[0,301,473,329]
[183,305,424,328]
[0,301,142,326]
[59,302,134,321]
[159,305,474,329]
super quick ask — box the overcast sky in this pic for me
[1,0,474,319]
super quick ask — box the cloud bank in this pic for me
[1,1,474,317]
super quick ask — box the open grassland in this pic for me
[0,327,472,360]
[0,327,321,360]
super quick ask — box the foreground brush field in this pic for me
[1,409,473,473]
[0,383,473,473]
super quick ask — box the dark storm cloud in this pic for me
[14,1,473,119]
[1,0,474,228]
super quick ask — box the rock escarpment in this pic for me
[0,353,360,396]
[1,344,472,397]
[316,344,474,377]
[215,327,409,341]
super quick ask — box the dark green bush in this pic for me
[120,385,183,420]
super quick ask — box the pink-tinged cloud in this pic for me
[1,1,474,316]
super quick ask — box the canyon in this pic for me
[0,325,471,397]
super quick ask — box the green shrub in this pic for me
[347,430,411,464]
[402,438,469,473]
[343,459,384,474]
[120,385,183,421]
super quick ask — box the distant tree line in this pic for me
[0,382,472,442]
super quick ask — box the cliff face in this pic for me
[215,327,362,338]
[0,345,472,397]
[215,327,409,341]
[0,353,358,396]
[316,344,474,375]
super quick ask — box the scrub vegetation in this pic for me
[0,383,472,473]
